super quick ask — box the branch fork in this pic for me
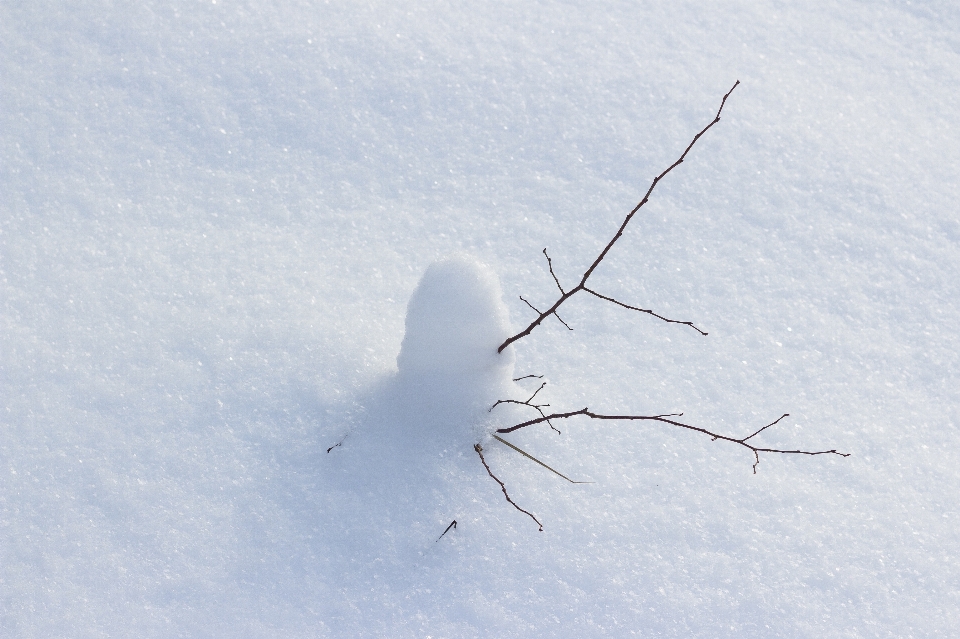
[498,80,740,354]
[457,81,845,532]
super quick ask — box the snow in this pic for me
[3,0,960,636]
[396,254,516,442]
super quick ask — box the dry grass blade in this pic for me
[492,434,593,484]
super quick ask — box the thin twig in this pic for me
[491,381,561,434]
[475,444,543,531]
[543,248,565,295]
[436,519,457,542]
[491,398,550,411]
[495,408,849,474]
[742,413,790,442]
[498,80,739,353]
[583,287,708,336]
[520,295,572,331]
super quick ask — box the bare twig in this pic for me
[475,443,543,531]
[520,295,573,331]
[742,412,790,442]
[496,408,849,474]
[326,434,348,454]
[583,287,708,336]
[513,374,544,382]
[491,381,561,434]
[436,519,457,542]
[498,80,739,353]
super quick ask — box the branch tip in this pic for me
[475,444,543,531]
[436,519,458,542]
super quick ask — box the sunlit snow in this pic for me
[3,1,959,637]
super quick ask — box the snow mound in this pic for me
[396,254,516,441]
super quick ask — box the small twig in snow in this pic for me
[436,519,458,542]
[513,374,545,382]
[491,381,560,434]
[475,443,543,531]
[583,287,708,336]
[326,434,348,454]
[543,248,565,295]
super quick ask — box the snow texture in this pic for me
[3,0,960,637]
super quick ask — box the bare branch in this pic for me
[583,287,708,336]
[526,381,547,403]
[498,80,739,354]
[490,382,550,412]
[475,444,543,531]
[326,434,348,453]
[491,381,561,434]
[495,408,849,473]
[742,413,790,442]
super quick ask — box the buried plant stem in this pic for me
[326,434,348,454]
[436,520,458,542]
[513,374,544,382]
[475,443,543,531]
[496,409,849,474]
[497,80,740,354]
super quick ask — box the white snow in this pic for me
[3,0,960,636]
[396,254,515,442]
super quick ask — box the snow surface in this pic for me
[396,253,516,443]
[3,0,960,636]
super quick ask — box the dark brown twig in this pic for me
[520,295,573,331]
[491,381,561,434]
[543,249,565,295]
[475,443,543,531]
[326,434,348,453]
[513,374,544,382]
[496,408,849,474]
[583,287,708,336]
[498,80,739,353]
[436,519,457,542]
